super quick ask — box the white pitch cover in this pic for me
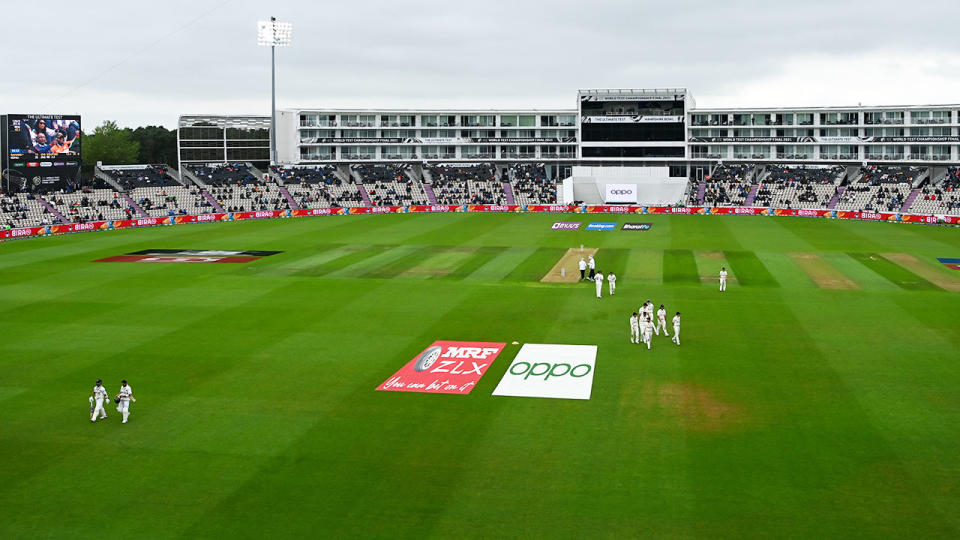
[492,344,597,400]
[604,183,638,203]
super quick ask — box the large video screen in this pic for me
[7,114,82,164]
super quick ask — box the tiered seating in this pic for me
[47,189,133,222]
[207,184,290,212]
[364,181,429,206]
[129,186,212,217]
[508,164,557,205]
[703,181,751,206]
[428,164,503,204]
[859,165,922,185]
[103,165,177,189]
[1,193,54,228]
[834,185,880,211]
[274,166,339,184]
[909,167,960,215]
[768,183,835,209]
[188,163,258,186]
[287,183,365,208]
[766,165,844,184]
[353,164,407,184]
[706,164,752,183]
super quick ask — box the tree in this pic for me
[82,120,140,177]
[129,125,177,166]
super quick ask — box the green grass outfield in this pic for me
[1,213,959,538]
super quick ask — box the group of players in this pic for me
[89,379,135,424]
[630,302,680,349]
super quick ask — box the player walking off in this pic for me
[588,255,596,280]
[90,379,108,422]
[719,267,728,292]
[654,304,669,337]
[594,271,604,298]
[641,315,653,349]
[578,258,587,281]
[629,312,640,344]
[115,380,135,424]
[672,312,681,345]
[608,272,616,295]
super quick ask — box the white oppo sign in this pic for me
[492,344,597,400]
[605,183,638,203]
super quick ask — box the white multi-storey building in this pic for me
[183,88,960,175]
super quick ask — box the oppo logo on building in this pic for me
[610,189,634,195]
[492,344,597,400]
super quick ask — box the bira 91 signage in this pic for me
[377,341,506,395]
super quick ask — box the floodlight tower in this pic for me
[258,17,292,166]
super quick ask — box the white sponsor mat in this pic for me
[492,344,597,400]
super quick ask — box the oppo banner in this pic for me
[604,184,638,204]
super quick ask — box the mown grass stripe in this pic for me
[723,250,779,287]
[624,249,663,285]
[360,246,439,278]
[437,246,508,280]
[461,247,535,282]
[293,245,391,277]
[848,252,941,291]
[662,249,700,284]
[594,248,631,282]
[503,247,566,282]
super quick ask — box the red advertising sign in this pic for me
[584,205,643,214]
[526,204,575,213]
[291,208,345,217]
[347,206,405,215]
[233,210,286,221]
[466,204,522,213]
[710,207,767,216]
[377,340,507,395]
[407,205,462,213]
[1,226,46,239]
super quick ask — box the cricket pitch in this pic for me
[541,247,598,283]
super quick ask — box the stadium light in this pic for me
[257,17,292,166]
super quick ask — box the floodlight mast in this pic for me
[258,17,292,166]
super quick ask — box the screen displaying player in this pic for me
[7,115,82,161]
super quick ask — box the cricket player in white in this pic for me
[672,312,681,345]
[608,272,616,295]
[654,305,669,336]
[594,271,604,298]
[116,380,134,424]
[578,258,587,281]
[629,312,640,344]
[90,379,108,422]
[719,267,728,292]
[641,315,653,349]
[588,255,596,279]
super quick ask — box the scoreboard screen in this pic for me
[7,114,82,164]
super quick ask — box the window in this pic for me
[518,115,536,127]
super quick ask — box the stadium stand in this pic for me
[274,165,339,185]
[507,164,558,205]
[129,186,214,217]
[909,167,960,215]
[207,184,291,212]
[101,165,178,190]
[427,164,506,204]
[47,189,135,222]
[187,163,259,186]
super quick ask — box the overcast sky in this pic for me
[2,0,959,129]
